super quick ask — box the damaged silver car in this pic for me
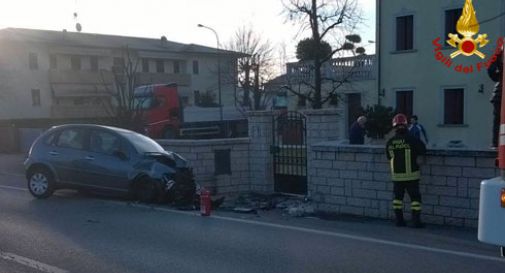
[24,124,194,203]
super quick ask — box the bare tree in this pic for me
[283,0,363,109]
[100,46,143,130]
[225,26,276,110]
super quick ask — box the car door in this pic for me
[81,129,131,191]
[46,127,88,185]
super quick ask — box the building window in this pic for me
[142,58,149,73]
[444,88,464,125]
[214,149,231,175]
[194,90,201,106]
[192,60,199,74]
[49,54,57,69]
[114,57,124,66]
[396,90,413,117]
[329,94,339,106]
[173,61,180,74]
[445,8,463,40]
[90,56,99,71]
[396,15,414,51]
[297,95,306,107]
[31,89,41,106]
[71,55,81,70]
[112,57,124,72]
[29,53,38,70]
[156,59,164,73]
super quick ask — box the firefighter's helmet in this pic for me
[392,113,408,127]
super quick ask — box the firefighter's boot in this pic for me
[394,209,406,227]
[412,211,425,228]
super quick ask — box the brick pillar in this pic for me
[301,109,342,147]
[247,111,275,192]
[301,109,343,198]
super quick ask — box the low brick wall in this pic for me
[157,138,250,195]
[310,142,498,228]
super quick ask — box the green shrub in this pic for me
[364,104,395,139]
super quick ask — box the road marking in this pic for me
[121,202,505,263]
[0,185,27,191]
[0,251,68,273]
[0,190,498,264]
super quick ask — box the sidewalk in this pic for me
[0,153,25,175]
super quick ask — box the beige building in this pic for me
[0,28,244,126]
[377,0,505,149]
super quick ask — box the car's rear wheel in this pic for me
[135,177,161,203]
[27,168,55,199]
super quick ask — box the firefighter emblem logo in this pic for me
[447,0,489,59]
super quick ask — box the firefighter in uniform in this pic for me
[386,113,427,228]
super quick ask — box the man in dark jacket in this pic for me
[349,116,367,144]
[386,113,427,228]
[488,48,503,148]
[408,115,429,144]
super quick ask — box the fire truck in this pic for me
[478,50,505,257]
[133,83,247,139]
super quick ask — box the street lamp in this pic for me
[197,23,223,122]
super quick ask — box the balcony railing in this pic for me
[49,70,114,85]
[136,72,191,86]
[286,55,376,83]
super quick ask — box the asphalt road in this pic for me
[0,170,504,273]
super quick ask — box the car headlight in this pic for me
[162,174,175,191]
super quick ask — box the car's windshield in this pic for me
[120,131,165,153]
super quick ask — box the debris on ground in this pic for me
[221,193,316,217]
[232,207,257,214]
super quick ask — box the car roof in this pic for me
[48,124,135,134]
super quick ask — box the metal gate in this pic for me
[271,111,307,195]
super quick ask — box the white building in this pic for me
[0,28,244,126]
[376,0,505,149]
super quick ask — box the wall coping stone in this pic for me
[312,142,496,158]
[300,109,342,116]
[157,138,250,147]
[246,111,275,117]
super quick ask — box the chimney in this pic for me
[160,36,167,46]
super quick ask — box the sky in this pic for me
[0,0,376,68]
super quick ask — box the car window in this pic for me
[55,128,86,150]
[89,130,121,155]
[44,132,57,145]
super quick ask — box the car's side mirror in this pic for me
[113,150,128,160]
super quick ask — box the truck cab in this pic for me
[134,83,181,139]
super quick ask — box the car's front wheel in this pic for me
[135,177,162,203]
[27,168,55,199]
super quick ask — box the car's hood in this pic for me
[143,151,188,169]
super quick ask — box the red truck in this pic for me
[133,83,246,139]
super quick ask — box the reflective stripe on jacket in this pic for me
[386,133,426,182]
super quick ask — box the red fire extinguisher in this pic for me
[200,189,211,216]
